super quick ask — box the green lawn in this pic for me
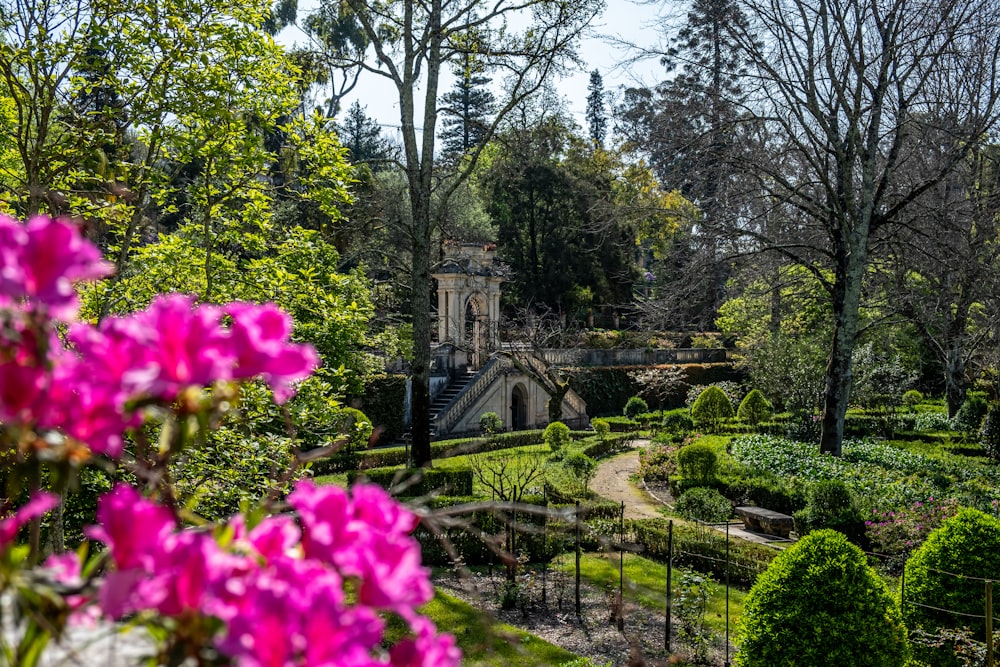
[551,551,745,637]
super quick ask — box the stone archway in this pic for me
[432,243,505,367]
[465,293,487,368]
[510,383,527,431]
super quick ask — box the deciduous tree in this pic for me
[329,0,603,466]
[728,0,1000,455]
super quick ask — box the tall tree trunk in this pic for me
[410,196,433,467]
[819,239,866,456]
[945,346,966,418]
[407,0,443,468]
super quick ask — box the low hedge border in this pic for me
[314,430,547,472]
[347,467,474,497]
[628,518,778,588]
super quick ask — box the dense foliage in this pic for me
[623,396,649,419]
[736,389,772,426]
[904,508,1000,666]
[675,487,732,523]
[676,442,718,483]
[735,530,907,667]
[543,421,572,453]
[690,385,734,430]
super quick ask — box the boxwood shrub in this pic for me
[347,466,473,497]
[735,530,907,667]
[904,507,1000,666]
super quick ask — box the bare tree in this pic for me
[727,0,1000,454]
[332,0,603,467]
[500,306,579,423]
[629,365,687,416]
[468,449,547,580]
[882,144,1000,417]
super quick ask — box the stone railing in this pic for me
[436,356,509,434]
[539,347,728,367]
[519,353,586,417]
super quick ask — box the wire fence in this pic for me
[577,507,1000,667]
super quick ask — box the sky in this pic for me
[277,0,677,139]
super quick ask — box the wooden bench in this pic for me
[735,506,795,538]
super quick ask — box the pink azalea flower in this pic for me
[286,481,364,573]
[85,484,174,571]
[137,295,231,399]
[0,215,112,318]
[43,551,99,625]
[226,302,318,402]
[245,515,301,562]
[151,531,223,616]
[0,491,58,550]
[351,483,419,535]
[358,535,433,611]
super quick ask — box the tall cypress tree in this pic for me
[585,69,607,148]
[438,54,495,160]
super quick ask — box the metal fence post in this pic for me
[618,501,625,631]
[666,519,673,653]
[988,580,994,667]
[575,500,581,617]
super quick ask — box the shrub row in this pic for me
[667,473,807,516]
[581,433,634,459]
[627,518,778,588]
[347,467,474,497]
[409,497,776,588]
[412,496,559,566]
[597,416,641,432]
[324,430,546,471]
[353,373,407,446]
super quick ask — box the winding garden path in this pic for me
[589,441,668,520]
[591,442,778,544]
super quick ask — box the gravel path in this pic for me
[589,443,668,520]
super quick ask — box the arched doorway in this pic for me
[510,384,527,430]
[465,294,487,368]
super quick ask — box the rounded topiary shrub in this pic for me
[661,410,694,434]
[675,486,731,523]
[792,479,864,543]
[543,421,572,453]
[904,507,1000,666]
[737,389,773,426]
[591,417,610,440]
[952,394,988,434]
[979,404,1000,460]
[903,389,924,409]
[479,411,503,435]
[623,396,649,419]
[735,529,907,667]
[691,386,735,431]
[676,442,718,483]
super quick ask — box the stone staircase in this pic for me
[429,368,477,436]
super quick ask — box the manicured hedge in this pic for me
[411,496,556,566]
[627,518,778,588]
[348,467,474,497]
[599,416,641,432]
[318,431,550,478]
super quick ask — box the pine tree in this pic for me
[335,101,394,166]
[438,54,495,159]
[585,69,607,148]
[616,0,754,328]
